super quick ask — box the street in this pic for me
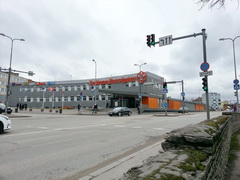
[0,111,222,180]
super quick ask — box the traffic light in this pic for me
[146,35,151,47]
[163,82,167,89]
[202,77,207,91]
[151,34,155,46]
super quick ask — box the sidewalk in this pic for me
[79,141,164,180]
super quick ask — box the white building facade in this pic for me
[202,92,221,111]
[0,71,29,103]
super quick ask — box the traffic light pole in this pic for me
[201,29,210,120]
[149,29,210,120]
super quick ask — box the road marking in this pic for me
[132,126,141,129]
[8,122,125,136]
[114,125,125,128]
[153,128,165,130]
[38,127,49,129]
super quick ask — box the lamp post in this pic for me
[219,36,240,112]
[0,33,25,114]
[92,59,97,105]
[134,63,147,114]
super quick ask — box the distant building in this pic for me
[0,70,30,103]
[192,97,203,104]
[202,92,221,111]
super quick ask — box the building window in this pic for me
[70,96,74,102]
[89,96,93,101]
[64,86,69,91]
[96,95,99,100]
[27,97,31,102]
[102,95,106,101]
[64,97,68,102]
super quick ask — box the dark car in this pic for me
[0,103,12,114]
[108,107,132,116]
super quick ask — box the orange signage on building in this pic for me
[89,72,147,86]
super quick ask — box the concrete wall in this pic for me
[121,113,240,180]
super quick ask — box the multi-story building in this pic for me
[0,70,29,103]
[9,72,165,109]
[8,71,206,111]
[202,92,221,111]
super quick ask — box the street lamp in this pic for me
[92,59,97,105]
[134,63,147,114]
[0,33,25,114]
[219,36,240,112]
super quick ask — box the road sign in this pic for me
[164,103,168,108]
[163,88,168,94]
[181,92,185,97]
[234,84,240,90]
[199,70,213,77]
[233,79,239,85]
[200,62,210,72]
[159,35,172,47]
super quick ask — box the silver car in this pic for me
[0,114,12,133]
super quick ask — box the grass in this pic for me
[206,116,229,128]
[228,131,240,163]
[178,149,209,172]
[143,173,185,180]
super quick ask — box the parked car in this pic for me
[0,114,12,133]
[108,107,132,116]
[178,107,189,113]
[0,103,12,114]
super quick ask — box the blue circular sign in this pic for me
[164,103,168,107]
[200,62,210,72]
[233,79,239,85]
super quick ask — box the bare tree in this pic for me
[197,0,239,8]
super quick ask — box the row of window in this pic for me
[0,74,28,82]
[19,94,112,103]
[19,81,162,93]
[20,84,113,92]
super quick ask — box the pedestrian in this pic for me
[233,104,237,112]
[24,103,27,110]
[78,104,81,111]
[137,106,140,114]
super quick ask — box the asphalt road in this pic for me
[0,111,222,180]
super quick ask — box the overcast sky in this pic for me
[0,0,240,102]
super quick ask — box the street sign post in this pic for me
[233,79,239,85]
[234,84,240,90]
[164,103,168,108]
[163,88,168,94]
[159,35,172,47]
[199,70,213,77]
[200,62,210,72]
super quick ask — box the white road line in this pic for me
[152,127,165,130]
[132,126,141,129]
[38,127,49,129]
[8,122,124,136]
[114,125,125,128]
